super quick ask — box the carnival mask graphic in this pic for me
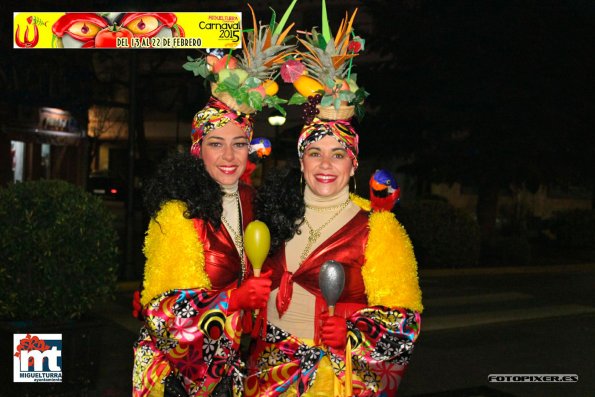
[51,12,185,48]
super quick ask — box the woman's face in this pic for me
[300,135,354,197]
[200,122,249,186]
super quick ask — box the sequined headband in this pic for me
[297,117,359,169]
[190,96,254,157]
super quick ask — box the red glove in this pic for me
[228,277,272,312]
[320,314,347,349]
[131,290,144,321]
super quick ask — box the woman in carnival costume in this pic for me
[246,4,423,396]
[132,3,299,396]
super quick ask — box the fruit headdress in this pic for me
[291,0,368,170]
[283,0,368,122]
[183,1,298,116]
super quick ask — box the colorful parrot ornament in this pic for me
[240,137,272,186]
[369,169,400,212]
[249,137,272,163]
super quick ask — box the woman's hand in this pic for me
[228,276,272,312]
[320,313,348,349]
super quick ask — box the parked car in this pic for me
[87,171,126,201]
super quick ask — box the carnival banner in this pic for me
[13,12,242,49]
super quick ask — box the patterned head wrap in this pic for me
[190,97,254,157]
[297,117,359,169]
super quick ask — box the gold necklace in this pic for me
[306,199,352,213]
[223,191,239,199]
[299,199,351,263]
[221,195,245,282]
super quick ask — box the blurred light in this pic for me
[268,114,286,126]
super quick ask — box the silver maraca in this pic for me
[319,260,345,316]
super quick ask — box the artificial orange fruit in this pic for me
[293,75,324,97]
[263,80,279,96]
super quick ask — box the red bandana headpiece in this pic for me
[297,117,359,169]
[190,97,254,157]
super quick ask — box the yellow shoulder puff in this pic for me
[362,210,423,312]
[140,200,211,306]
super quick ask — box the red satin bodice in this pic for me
[193,183,254,291]
[267,210,370,311]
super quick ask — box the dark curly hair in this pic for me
[143,152,223,228]
[255,166,305,254]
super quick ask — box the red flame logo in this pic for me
[15,18,40,48]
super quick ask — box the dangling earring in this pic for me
[350,175,357,193]
[300,173,305,195]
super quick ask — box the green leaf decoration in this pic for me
[248,91,264,110]
[355,103,365,122]
[264,95,288,106]
[339,90,355,102]
[269,7,277,33]
[325,77,336,88]
[273,103,287,116]
[182,60,209,78]
[264,96,288,116]
[244,77,262,88]
[320,95,334,107]
[221,73,241,89]
[197,64,209,78]
[353,88,370,104]
[182,61,195,72]
[273,0,299,36]
[317,35,327,50]
[321,0,331,43]
[288,92,307,105]
[334,97,341,110]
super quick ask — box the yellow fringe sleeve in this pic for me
[362,210,424,312]
[140,200,211,306]
[350,193,371,212]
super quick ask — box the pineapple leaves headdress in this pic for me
[183,1,298,115]
[285,0,368,121]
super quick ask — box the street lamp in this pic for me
[268,112,286,164]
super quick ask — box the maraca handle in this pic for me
[254,269,261,315]
[328,305,335,316]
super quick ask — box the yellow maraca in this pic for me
[244,220,271,316]
[244,220,270,278]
